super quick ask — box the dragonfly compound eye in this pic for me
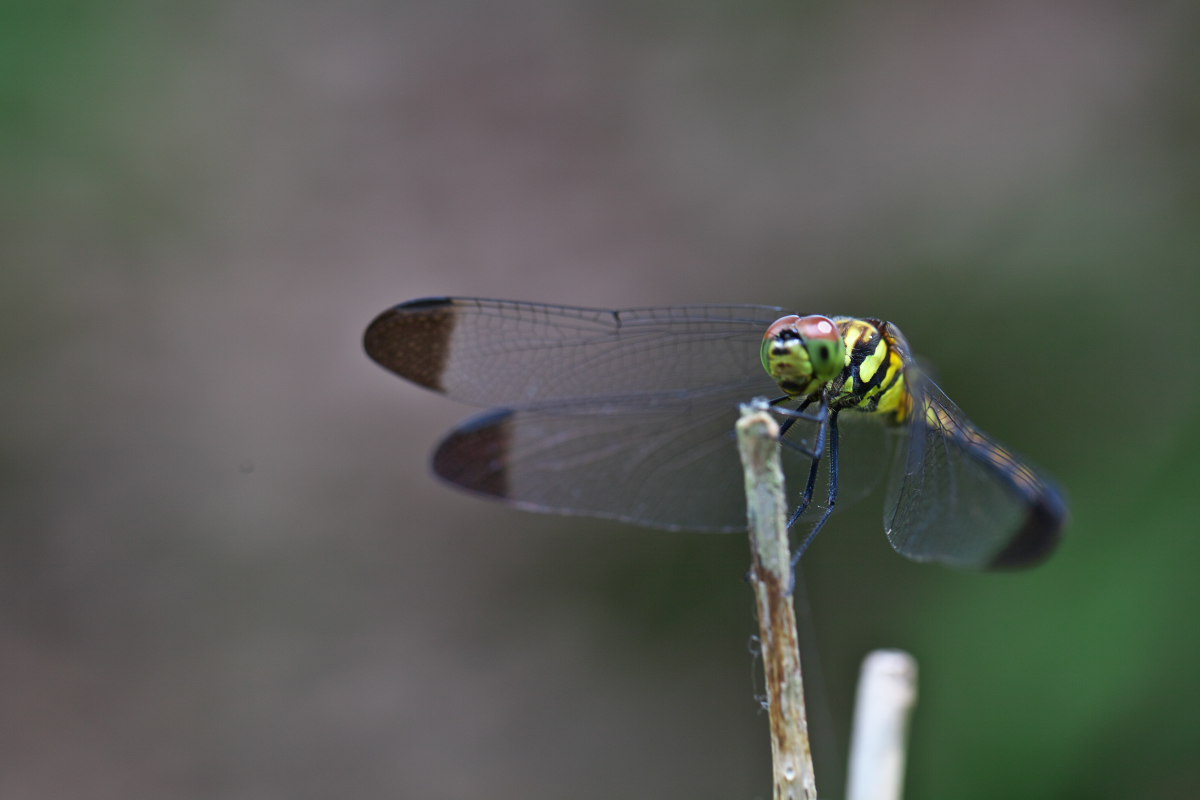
[760,315,846,397]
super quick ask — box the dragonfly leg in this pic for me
[789,411,841,592]
[782,399,828,523]
[776,398,827,460]
[786,437,824,526]
[773,397,824,435]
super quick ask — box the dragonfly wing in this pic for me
[431,386,819,532]
[364,297,788,406]
[883,375,1066,568]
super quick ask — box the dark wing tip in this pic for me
[397,296,454,310]
[363,298,458,392]
[432,409,513,499]
[988,487,1068,569]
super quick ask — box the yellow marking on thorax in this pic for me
[857,339,888,385]
[874,362,908,420]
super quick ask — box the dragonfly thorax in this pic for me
[828,317,912,425]
[760,315,847,398]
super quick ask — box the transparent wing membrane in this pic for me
[884,376,1065,568]
[365,298,818,530]
[364,298,788,406]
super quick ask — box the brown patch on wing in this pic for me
[363,298,457,392]
[432,409,513,499]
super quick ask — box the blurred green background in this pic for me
[3,1,1198,798]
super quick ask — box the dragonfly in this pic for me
[364,297,1066,569]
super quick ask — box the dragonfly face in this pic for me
[760,315,847,398]
[364,297,1066,569]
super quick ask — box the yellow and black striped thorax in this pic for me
[829,317,912,424]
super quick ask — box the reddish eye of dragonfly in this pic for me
[763,315,801,341]
[792,315,839,343]
[763,315,840,343]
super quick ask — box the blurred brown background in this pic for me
[3,2,1198,798]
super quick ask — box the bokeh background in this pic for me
[4,2,1198,798]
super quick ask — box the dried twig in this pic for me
[737,402,817,800]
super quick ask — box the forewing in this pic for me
[363,297,787,407]
[883,374,1066,568]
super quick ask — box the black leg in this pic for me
[789,410,841,581]
[787,458,821,529]
[781,399,828,525]
[786,419,825,528]
[777,399,827,460]
[778,410,825,440]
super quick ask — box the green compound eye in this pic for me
[805,327,845,383]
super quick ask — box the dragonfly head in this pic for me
[761,315,846,397]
